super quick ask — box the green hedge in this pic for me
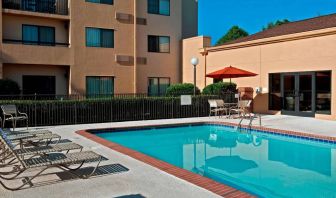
[202,82,237,95]
[166,83,200,96]
[0,79,20,95]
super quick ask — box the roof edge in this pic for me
[205,27,336,52]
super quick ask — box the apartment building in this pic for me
[0,0,198,95]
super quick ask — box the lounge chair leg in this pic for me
[0,167,49,191]
[82,157,102,179]
[0,168,25,180]
[62,161,85,171]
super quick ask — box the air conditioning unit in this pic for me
[115,55,133,63]
[136,17,147,25]
[115,12,132,21]
[137,57,147,65]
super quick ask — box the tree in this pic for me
[262,19,290,31]
[216,26,249,45]
[202,82,237,95]
[165,83,200,96]
[0,79,20,95]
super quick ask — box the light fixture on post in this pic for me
[190,57,199,96]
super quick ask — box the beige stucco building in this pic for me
[0,0,198,95]
[183,14,336,120]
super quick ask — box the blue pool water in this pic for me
[96,125,336,198]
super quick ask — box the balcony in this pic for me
[2,0,68,15]
[3,39,69,47]
[1,42,73,66]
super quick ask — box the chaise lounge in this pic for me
[0,129,103,191]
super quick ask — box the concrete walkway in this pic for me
[224,114,336,137]
[1,115,335,198]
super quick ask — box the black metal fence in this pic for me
[3,0,69,15]
[0,93,237,127]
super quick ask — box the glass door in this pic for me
[299,73,315,115]
[281,72,315,117]
[282,74,296,112]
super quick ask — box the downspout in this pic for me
[201,48,208,87]
[133,0,137,93]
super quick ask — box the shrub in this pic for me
[202,82,237,95]
[0,79,20,95]
[166,83,200,96]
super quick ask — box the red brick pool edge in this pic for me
[76,129,255,198]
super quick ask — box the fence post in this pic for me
[170,97,173,119]
[34,93,37,127]
[142,97,145,120]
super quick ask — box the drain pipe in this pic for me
[133,0,137,93]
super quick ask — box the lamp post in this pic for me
[191,57,199,96]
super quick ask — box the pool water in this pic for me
[96,125,336,198]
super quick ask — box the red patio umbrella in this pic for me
[206,66,258,83]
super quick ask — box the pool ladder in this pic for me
[237,114,262,130]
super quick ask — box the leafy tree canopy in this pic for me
[202,82,237,95]
[216,26,249,45]
[166,83,200,97]
[262,19,290,31]
[0,79,20,95]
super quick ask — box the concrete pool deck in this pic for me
[1,115,336,198]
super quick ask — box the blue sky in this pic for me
[198,0,336,45]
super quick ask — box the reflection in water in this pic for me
[194,129,260,174]
[100,125,336,198]
[268,139,331,176]
[204,156,258,173]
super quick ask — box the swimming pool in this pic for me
[95,124,336,198]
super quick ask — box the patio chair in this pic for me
[1,105,28,131]
[208,100,228,117]
[229,100,252,118]
[0,131,102,191]
[215,100,230,117]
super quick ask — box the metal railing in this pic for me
[3,39,70,47]
[2,0,69,15]
[0,93,237,127]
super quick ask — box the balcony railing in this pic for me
[3,39,70,47]
[2,0,68,15]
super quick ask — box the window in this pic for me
[86,28,114,48]
[148,77,170,96]
[22,25,55,46]
[148,0,170,15]
[269,73,281,110]
[316,71,331,115]
[86,0,113,5]
[22,0,57,13]
[86,76,114,97]
[148,35,170,53]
